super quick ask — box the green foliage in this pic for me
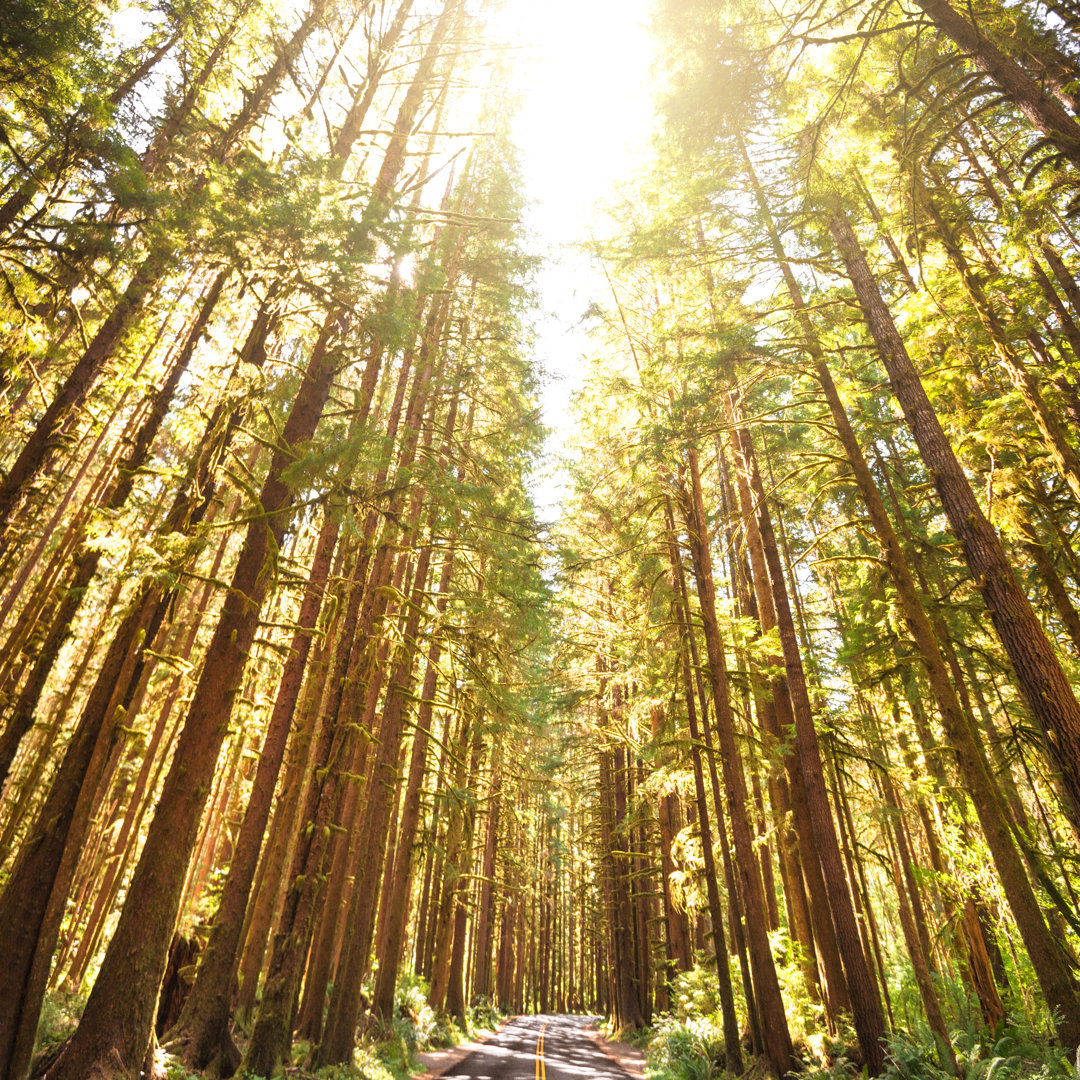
[646,1013,733,1080]
[466,998,503,1034]
[163,1058,202,1080]
[383,970,455,1053]
[669,964,724,1022]
[642,966,748,1080]
[325,969,506,1080]
[331,1040,404,1080]
[885,1022,1073,1080]
[786,1009,1074,1080]
[792,1054,858,1080]
[33,987,88,1058]
[0,0,106,117]
[773,936,827,1045]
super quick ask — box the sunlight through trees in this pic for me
[2,0,1080,1078]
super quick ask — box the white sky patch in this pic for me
[111,0,656,520]
[395,252,419,288]
[109,2,164,47]
[489,0,656,522]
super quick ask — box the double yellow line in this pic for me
[534,1020,550,1080]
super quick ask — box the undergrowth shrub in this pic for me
[467,997,502,1033]
[670,963,724,1022]
[885,1021,1072,1080]
[33,987,87,1058]
[647,1012,729,1080]
[390,970,449,1050]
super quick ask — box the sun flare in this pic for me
[486,0,656,517]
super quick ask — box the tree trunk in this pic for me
[0,270,226,789]
[731,421,888,1074]
[428,715,474,1012]
[370,539,457,1017]
[829,208,1080,870]
[680,446,793,1078]
[916,180,1080,503]
[660,511,742,1067]
[315,514,442,1064]
[40,306,344,1080]
[909,0,1080,168]
[471,751,502,1004]
[164,502,341,1075]
[0,242,176,540]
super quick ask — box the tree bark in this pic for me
[660,509,743,1068]
[370,539,457,1017]
[40,306,344,1080]
[909,0,1080,169]
[164,502,341,1075]
[681,446,793,1078]
[829,209,1080,861]
[731,421,888,1074]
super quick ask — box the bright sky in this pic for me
[488,0,656,522]
[113,0,657,521]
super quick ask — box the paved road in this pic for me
[441,1015,633,1080]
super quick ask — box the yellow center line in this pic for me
[535,1020,550,1080]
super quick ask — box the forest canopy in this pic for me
[1,0,1080,1078]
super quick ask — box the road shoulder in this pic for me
[412,1018,513,1079]
[581,1020,646,1080]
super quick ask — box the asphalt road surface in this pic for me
[441,1016,631,1080]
